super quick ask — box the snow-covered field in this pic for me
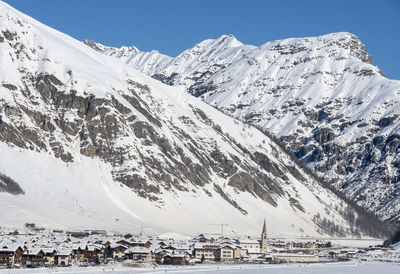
[1,263,399,274]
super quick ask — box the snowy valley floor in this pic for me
[1,262,399,274]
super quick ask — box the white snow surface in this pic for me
[0,262,399,274]
[0,1,377,237]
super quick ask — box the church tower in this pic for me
[261,218,269,252]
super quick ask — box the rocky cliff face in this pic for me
[91,32,400,223]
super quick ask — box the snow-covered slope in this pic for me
[0,1,386,238]
[93,32,400,223]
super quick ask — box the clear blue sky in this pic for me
[3,0,400,79]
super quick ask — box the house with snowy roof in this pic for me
[71,243,103,263]
[21,247,46,266]
[41,247,56,266]
[130,239,152,248]
[243,248,265,261]
[163,253,188,265]
[272,252,319,263]
[110,243,128,259]
[124,246,152,261]
[194,234,217,243]
[193,242,239,262]
[238,238,260,250]
[0,245,23,265]
[55,249,73,266]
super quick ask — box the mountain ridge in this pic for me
[87,31,400,223]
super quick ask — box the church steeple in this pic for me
[262,218,267,234]
[261,218,269,252]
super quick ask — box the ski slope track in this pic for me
[90,26,400,224]
[0,1,387,237]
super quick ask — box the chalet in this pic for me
[72,244,102,263]
[157,240,167,248]
[124,246,152,261]
[0,245,23,265]
[154,249,169,264]
[42,248,56,266]
[130,240,152,248]
[163,253,187,265]
[0,245,24,265]
[116,239,133,248]
[88,244,104,262]
[216,241,241,261]
[194,234,215,243]
[110,244,128,259]
[220,245,235,262]
[72,244,86,262]
[194,243,220,261]
[22,248,46,267]
[0,248,14,265]
[55,249,73,266]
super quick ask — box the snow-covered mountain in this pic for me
[0,1,387,238]
[88,31,400,224]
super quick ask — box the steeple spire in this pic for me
[262,218,267,235]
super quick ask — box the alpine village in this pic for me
[0,220,399,269]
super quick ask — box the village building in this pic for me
[71,243,102,263]
[109,244,128,260]
[238,239,260,250]
[219,244,235,262]
[124,246,152,261]
[194,234,216,243]
[163,253,187,265]
[55,249,73,266]
[21,248,46,267]
[0,247,14,266]
[272,253,319,263]
[42,248,56,266]
[0,245,23,265]
[130,239,152,248]
[247,248,265,261]
[269,239,286,249]
[194,243,221,261]
[154,249,169,264]
[116,239,133,248]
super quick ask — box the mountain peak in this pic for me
[188,34,244,53]
[262,32,372,64]
[316,32,372,63]
[214,34,243,47]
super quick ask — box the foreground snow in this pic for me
[1,262,399,274]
